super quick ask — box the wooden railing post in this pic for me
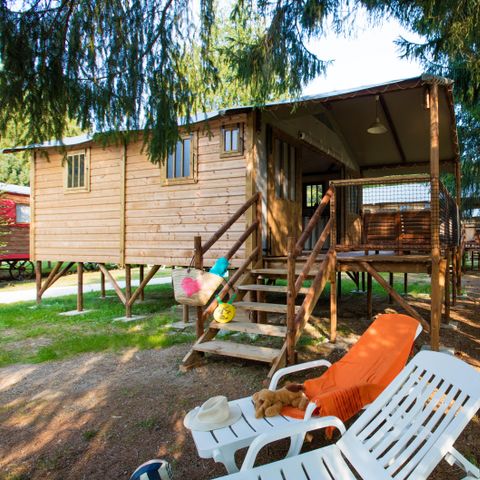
[194,235,204,338]
[287,237,297,365]
[330,251,337,343]
[330,185,336,250]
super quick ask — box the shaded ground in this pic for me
[0,273,479,480]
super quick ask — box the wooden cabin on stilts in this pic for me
[3,75,461,377]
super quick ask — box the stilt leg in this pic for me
[36,260,42,305]
[403,273,408,296]
[125,264,132,318]
[100,269,106,298]
[330,270,337,343]
[139,265,145,301]
[367,273,372,321]
[77,262,84,312]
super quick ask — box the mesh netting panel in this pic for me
[333,178,459,251]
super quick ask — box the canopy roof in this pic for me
[0,182,30,195]
[2,74,459,175]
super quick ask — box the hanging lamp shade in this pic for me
[367,96,388,134]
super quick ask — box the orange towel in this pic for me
[281,314,419,436]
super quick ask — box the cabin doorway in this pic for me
[267,132,302,256]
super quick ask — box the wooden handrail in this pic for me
[201,192,260,255]
[295,186,333,256]
[201,246,260,322]
[294,219,331,294]
[225,221,259,260]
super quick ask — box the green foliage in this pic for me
[1,0,479,172]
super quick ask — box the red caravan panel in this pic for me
[0,197,30,261]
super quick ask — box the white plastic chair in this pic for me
[213,350,480,480]
[185,322,422,473]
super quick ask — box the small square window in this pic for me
[163,134,197,185]
[221,124,243,157]
[64,150,89,192]
[15,204,30,224]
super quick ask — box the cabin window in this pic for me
[65,150,90,192]
[274,139,296,201]
[221,124,243,157]
[15,204,30,224]
[304,184,324,208]
[163,134,197,185]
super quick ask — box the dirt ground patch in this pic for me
[1,273,479,480]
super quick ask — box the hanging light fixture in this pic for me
[367,95,388,134]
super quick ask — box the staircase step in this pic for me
[210,320,287,337]
[193,340,280,363]
[252,268,319,277]
[238,284,309,294]
[234,301,301,314]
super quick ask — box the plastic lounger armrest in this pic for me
[240,416,346,471]
[269,359,332,390]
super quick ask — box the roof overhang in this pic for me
[2,74,460,176]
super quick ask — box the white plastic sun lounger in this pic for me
[186,322,422,473]
[213,351,480,480]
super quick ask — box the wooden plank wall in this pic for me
[125,116,248,267]
[0,192,30,257]
[32,114,249,266]
[34,147,122,263]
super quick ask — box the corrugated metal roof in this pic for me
[2,74,448,153]
[0,182,30,195]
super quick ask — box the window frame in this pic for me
[220,123,244,158]
[303,183,324,209]
[162,133,198,186]
[63,149,90,193]
[15,203,30,225]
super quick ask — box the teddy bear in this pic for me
[252,382,309,418]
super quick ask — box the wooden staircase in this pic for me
[182,188,336,378]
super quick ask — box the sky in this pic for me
[303,8,424,95]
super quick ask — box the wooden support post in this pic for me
[125,264,132,318]
[183,305,189,323]
[361,272,365,292]
[35,260,42,304]
[77,262,84,312]
[256,275,266,324]
[127,265,160,307]
[367,273,372,321]
[429,82,441,351]
[98,264,127,304]
[452,248,457,306]
[444,250,451,323]
[388,272,394,304]
[194,236,204,338]
[286,237,297,365]
[337,272,342,299]
[330,254,337,343]
[139,265,145,301]
[100,270,106,298]
[403,273,408,296]
[361,261,430,332]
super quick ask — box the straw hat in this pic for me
[184,396,242,431]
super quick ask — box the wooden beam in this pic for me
[38,262,63,297]
[139,265,145,301]
[35,260,42,304]
[388,272,394,304]
[295,187,333,255]
[194,236,204,338]
[98,263,127,305]
[330,251,337,343]
[125,264,132,317]
[127,264,161,306]
[100,270,106,298]
[360,159,456,173]
[430,82,441,351]
[77,262,84,312]
[361,261,429,332]
[444,249,451,323]
[287,237,297,365]
[367,273,372,320]
[331,174,429,187]
[48,262,75,290]
[379,94,406,163]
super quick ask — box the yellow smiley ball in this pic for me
[213,303,236,324]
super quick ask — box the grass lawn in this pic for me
[0,283,195,368]
[0,272,434,369]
